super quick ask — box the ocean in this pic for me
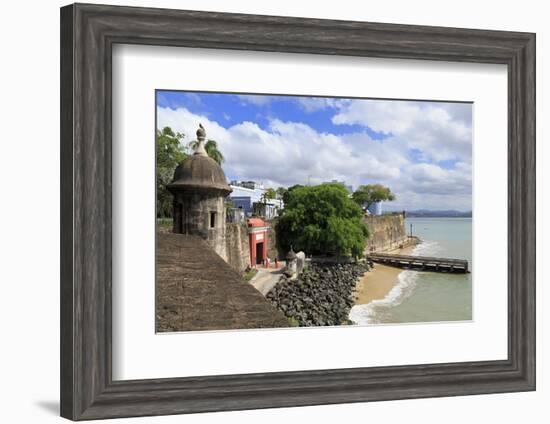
[349,217,472,325]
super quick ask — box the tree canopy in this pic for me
[276,184,369,258]
[282,184,304,204]
[352,184,396,210]
[262,187,277,202]
[156,127,187,218]
[275,186,287,199]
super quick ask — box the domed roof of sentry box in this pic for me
[167,124,232,195]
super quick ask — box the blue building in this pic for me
[229,184,263,215]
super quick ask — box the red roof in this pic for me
[247,218,266,227]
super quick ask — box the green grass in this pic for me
[157,218,173,229]
[287,317,300,327]
[244,268,258,282]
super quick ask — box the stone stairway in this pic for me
[156,233,289,332]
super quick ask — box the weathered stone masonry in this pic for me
[167,127,232,261]
[364,213,408,253]
[224,222,250,273]
[156,233,289,332]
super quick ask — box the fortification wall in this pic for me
[224,220,284,271]
[223,215,410,270]
[364,213,409,253]
[265,221,281,260]
[224,222,251,273]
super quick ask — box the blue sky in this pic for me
[156,91,472,211]
[157,91,388,142]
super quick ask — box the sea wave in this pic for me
[349,270,419,325]
[411,239,441,256]
[349,240,442,325]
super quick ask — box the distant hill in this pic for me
[404,209,472,218]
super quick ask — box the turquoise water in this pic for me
[350,217,472,324]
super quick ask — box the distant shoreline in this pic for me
[404,211,472,218]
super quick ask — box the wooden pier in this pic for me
[368,253,469,273]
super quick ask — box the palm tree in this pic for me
[188,139,224,165]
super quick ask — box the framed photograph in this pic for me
[60,3,535,420]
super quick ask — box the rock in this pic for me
[266,262,365,327]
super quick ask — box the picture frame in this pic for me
[60,3,535,421]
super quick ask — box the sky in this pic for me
[156,91,472,211]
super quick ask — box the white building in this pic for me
[229,181,283,219]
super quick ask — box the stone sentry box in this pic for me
[167,124,232,261]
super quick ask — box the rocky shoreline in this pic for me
[266,262,370,327]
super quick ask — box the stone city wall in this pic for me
[224,222,251,273]
[223,219,286,272]
[223,214,412,271]
[364,213,408,253]
[265,222,281,260]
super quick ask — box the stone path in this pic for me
[156,233,289,332]
[250,264,286,296]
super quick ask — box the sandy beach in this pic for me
[354,245,417,305]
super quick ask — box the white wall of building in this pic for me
[230,185,264,203]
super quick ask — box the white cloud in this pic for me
[157,102,472,211]
[294,97,341,113]
[332,100,472,162]
[236,95,273,106]
[157,106,403,188]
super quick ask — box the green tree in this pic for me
[282,184,304,204]
[352,184,396,210]
[252,188,278,218]
[262,187,277,202]
[275,186,287,199]
[156,127,187,218]
[188,139,225,164]
[276,184,369,258]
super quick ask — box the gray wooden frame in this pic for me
[60,3,536,421]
